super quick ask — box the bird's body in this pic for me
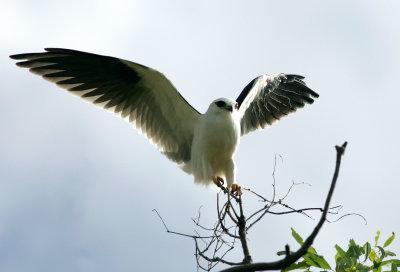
[182,98,241,186]
[10,48,319,190]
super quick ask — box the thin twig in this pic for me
[242,188,270,202]
[270,154,279,205]
[153,209,216,239]
[217,194,240,238]
[329,212,367,225]
[246,154,283,229]
[280,181,311,202]
[195,239,244,266]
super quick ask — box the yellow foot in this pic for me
[213,176,225,187]
[230,183,242,196]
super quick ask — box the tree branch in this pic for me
[153,209,216,239]
[237,197,252,264]
[218,141,348,272]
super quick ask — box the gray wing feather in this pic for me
[236,73,318,135]
[10,48,201,163]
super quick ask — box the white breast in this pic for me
[183,110,241,186]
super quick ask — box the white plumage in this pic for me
[10,48,319,189]
[182,98,241,186]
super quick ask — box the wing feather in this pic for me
[10,48,201,163]
[236,73,318,135]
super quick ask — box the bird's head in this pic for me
[208,98,239,114]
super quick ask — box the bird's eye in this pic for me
[215,101,226,107]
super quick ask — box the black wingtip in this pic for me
[289,75,320,98]
[10,53,25,60]
[10,48,63,59]
[10,52,45,60]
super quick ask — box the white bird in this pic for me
[10,48,318,194]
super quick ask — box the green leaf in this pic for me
[377,246,386,260]
[336,244,347,263]
[385,251,397,257]
[282,260,309,271]
[291,228,303,246]
[376,230,381,247]
[336,244,347,257]
[370,250,378,262]
[380,258,400,266]
[357,264,372,272]
[336,256,354,270]
[384,233,395,248]
[347,245,362,258]
[364,242,372,262]
[349,239,357,247]
[350,256,358,267]
[304,252,332,269]
[346,239,363,259]
[391,262,398,272]
[303,254,319,267]
[372,260,382,271]
[335,252,342,263]
[307,246,317,255]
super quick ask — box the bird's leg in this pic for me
[230,183,242,196]
[213,176,225,192]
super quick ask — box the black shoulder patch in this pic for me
[235,77,258,109]
[112,61,141,84]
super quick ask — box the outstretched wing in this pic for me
[10,48,201,163]
[236,73,319,135]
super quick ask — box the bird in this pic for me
[10,48,319,195]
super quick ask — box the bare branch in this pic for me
[192,207,217,232]
[237,197,252,264]
[195,239,241,266]
[153,209,215,239]
[217,194,240,238]
[270,154,280,204]
[329,212,368,225]
[218,142,348,272]
[246,164,315,229]
[241,188,269,202]
[280,181,311,202]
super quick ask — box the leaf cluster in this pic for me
[281,230,399,272]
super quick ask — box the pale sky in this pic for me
[1,1,400,271]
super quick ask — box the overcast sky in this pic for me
[1,1,400,271]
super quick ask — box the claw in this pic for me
[230,184,242,196]
[213,176,225,187]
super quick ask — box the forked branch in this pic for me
[218,141,348,272]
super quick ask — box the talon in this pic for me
[230,183,242,196]
[213,176,224,187]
